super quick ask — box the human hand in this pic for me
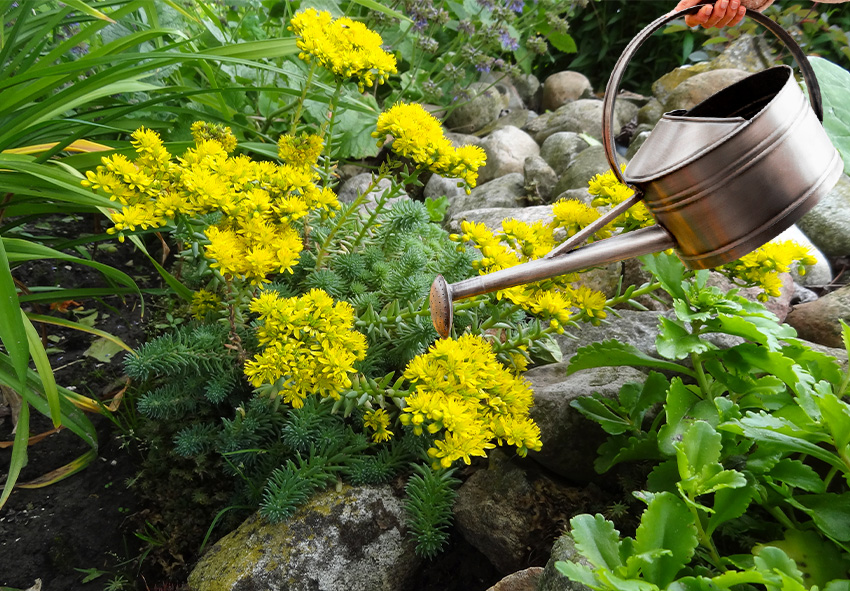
[673,0,747,28]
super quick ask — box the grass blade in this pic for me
[59,0,116,23]
[27,313,134,353]
[0,400,29,511]
[18,448,99,488]
[0,239,29,383]
[21,311,60,428]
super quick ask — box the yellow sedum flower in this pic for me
[372,102,487,194]
[289,8,397,92]
[244,289,368,408]
[190,289,221,319]
[401,334,542,469]
[587,166,653,230]
[363,409,394,443]
[81,124,338,284]
[722,240,817,301]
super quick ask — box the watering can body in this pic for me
[429,2,844,338]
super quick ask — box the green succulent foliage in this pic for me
[562,252,850,591]
[404,463,461,559]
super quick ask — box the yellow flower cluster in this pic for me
[453,218,608,329]
[722,240,817,300]
[289,8,397,92]
[190,289,221,319]
[243,289,368,408]
[588,167,653,230]
[363,409,394,443]
[81,124,339,285]
[372,102,487,194]
[401,334,542,468]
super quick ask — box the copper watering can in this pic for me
[429,0,844,338]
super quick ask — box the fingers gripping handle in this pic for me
[601,1,825,186]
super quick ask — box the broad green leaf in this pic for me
[548,32,577,53]
[677,420,722,478]
[571,397,633,435]
[598,566,661,591]
[570,514,623,571]
[734,344,819,421]
[627,371,669,426]
[656,317,715,360]
[0,400,28,511]
[633,492,698,587]
[567,340,695,378]
[21,311,59,427]
[596,432,662,473]
[723,417,844,470]
[756,529,850,589]
[753,547,805,586]
[706,486,753,536]
[825,581,850,591]
[816,392,850,451]
[810,57,850,175]
[555,561,602,589]
[659,379,716,456]
[84,338,125,363]
[780,342,843,385]
[768,459,826,493]
[791,493,850,541]
[639,252,687,302]
[705,315,796,352]
[667,576,721,591]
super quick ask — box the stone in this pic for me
[478,126,540,184]
[512,72,542,112]
[424,173,468,202]
[481,72,526,111]
[555,309,664,362]
[575,262,625,299]
[337,173,405,208]
[447,204,556,235]
[446,173,526,220]
[445,82,510,134]
[785,284,850,349]
[618,257,673,312]
[446,131,485,149]
[538,533,593,591]
[486,567,545,591]
[541,71,594,112]
[525,364,650,483]
[625,129,652,160]
[540,132,591,176]
[476,109,535,137]
[551,188,594,207]
[188,485,419,591]
[651,63,710,108]
[797,174,850,257]
[772,225,832,288]
[637,97,664,127]
[453,450,589,574]
[552,146,620,195]
[663,68,751,112]
[525,99,631,144]
[708,35,774,74]
[524,155,559,204]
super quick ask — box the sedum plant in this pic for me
[559,252,850,591]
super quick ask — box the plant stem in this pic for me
[290,62,317,135]
[691,352,711,399]
[320,79,345,182]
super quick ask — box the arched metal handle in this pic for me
[601,0,825,186]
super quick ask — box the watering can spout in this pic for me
[429,225,675,338]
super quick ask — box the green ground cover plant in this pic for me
[561,252,850,591]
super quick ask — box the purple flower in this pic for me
[500,32,519,51]
[506,0,524,13]
[476,0,496,10]
[458,19,475,36]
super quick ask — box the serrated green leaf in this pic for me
[639,252,687,302]
[768,459,826,493]
[810,57,850,175]
[753,546,805,586]
[572,397,633,435]
[706,486,753,536]
[570,514,623,571]
[816,392,850,451]
[734,344,820,421]
[667,576,721,591]
[791,493,850,541]
[567,340,694,378]
[676,420,722,478]
[595,432,662,473]
[555,560,601,589]
[825,580,850,591]
[658,379,716,456]
[628,371,669,426]
[704,315,796,352]
[656,317,715,360]
[756,529,850,589]
[633,492,698,587]
[724,417,844,471]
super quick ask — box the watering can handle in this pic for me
[602,0,825,187]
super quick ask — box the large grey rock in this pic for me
[708,35,774,73]
[555,309,664,361]
[526,363,649,483]
[664,68,751,112]
[524,155,559,204]
[797,174,850,257]
[552,187,594,207]
[486,567,544,591]
[446,131,485,148]
[553,145,619,194]
[637,97,664,127]
[476,109,535,137]
[337,173,406,208]
[538,533,594,591]
[651,63,711,108]
[447,173,525,219]
[542,71,594,111]
[445,82,510,134]
[480,72,526,111]
[525,99,630,144]
[424,173,468,202]
[478,126,540,184]
[786,284,850,349]
[188,485,419,591]
[454,450,584,574]
[773,225,832,288]
[512,72,542,112]
[447,204,556,234]
[625,129,652,160]
[540,132,591,176]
